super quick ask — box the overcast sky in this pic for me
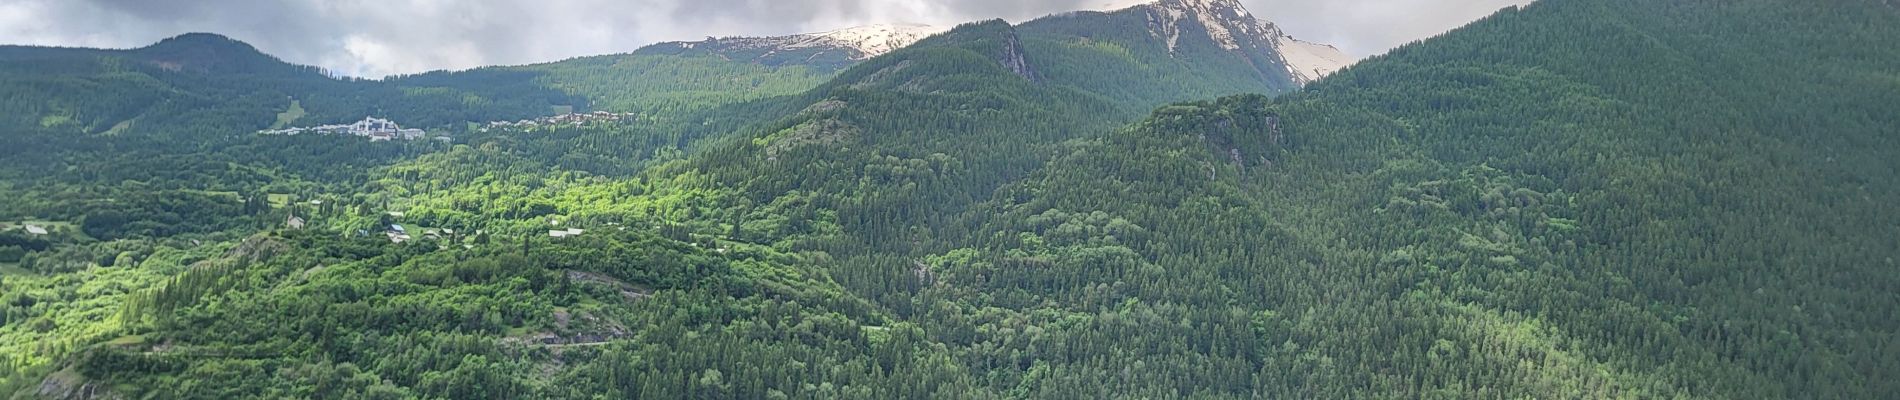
[0,0,1530,78]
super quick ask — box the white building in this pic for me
[262,117,427,141]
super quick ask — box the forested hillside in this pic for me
[914,0,1900,397]
[4,0,1898,398]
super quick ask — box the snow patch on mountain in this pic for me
[1139,0,1282,52]
[782,23,948,58]
[656,0,1353,83]
[1276,37,1352,84]
[1089,0,1156,12]
[1094,0,1357,84]
[655,23,946,63]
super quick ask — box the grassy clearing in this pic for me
[270,99,306,129]
[5,219,90,241]
[102,118,137,136]
[103,335,147,347]
[267,194,292,208]
[38,114,73,128]
[9,220,77,231]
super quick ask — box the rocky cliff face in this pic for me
[1103,0,1354,84]
[998,28,1040,82]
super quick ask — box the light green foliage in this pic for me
[268,99,305,130]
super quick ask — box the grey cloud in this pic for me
[0,0,1530,78]
[1244,0,1531,56]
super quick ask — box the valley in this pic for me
[1,0,1897,398]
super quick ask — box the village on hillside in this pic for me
[479,111,638,132]
[260,117,430,141]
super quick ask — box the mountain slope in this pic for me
[1083,0,1353,84]
[0,33,577,138]
[1005,0,1343,110]
[128,33,311,75]
[937,0,1900,397]
[638,23,949,71]
[0,31,836,195]
[634,0,1353,91]
[0,3,1349,396]
[687,0,1356,262]
[9,0,1898,398]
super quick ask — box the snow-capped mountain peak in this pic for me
[649,0,1350,84]
[1091,0,1355,84]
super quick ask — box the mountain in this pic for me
[635,0,1352,86]
[637,23,949,71]
[125,33,306,75]
[809,23,956,57]
[367,0,1351,179]
[0,2,1361,395]
[996,0,1347,103]
[0,32,578,140]
[0,0,1349,148]
[959,0,1900,397]
[1087,0,1353,84]
[8,0,1899,398]
[0,33,309,76]
[676,0,1372,255]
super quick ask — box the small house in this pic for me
[386,225,412,243]
[24,225,48,235]
[286,214,306,230]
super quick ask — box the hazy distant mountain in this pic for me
[636,23,950,71]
